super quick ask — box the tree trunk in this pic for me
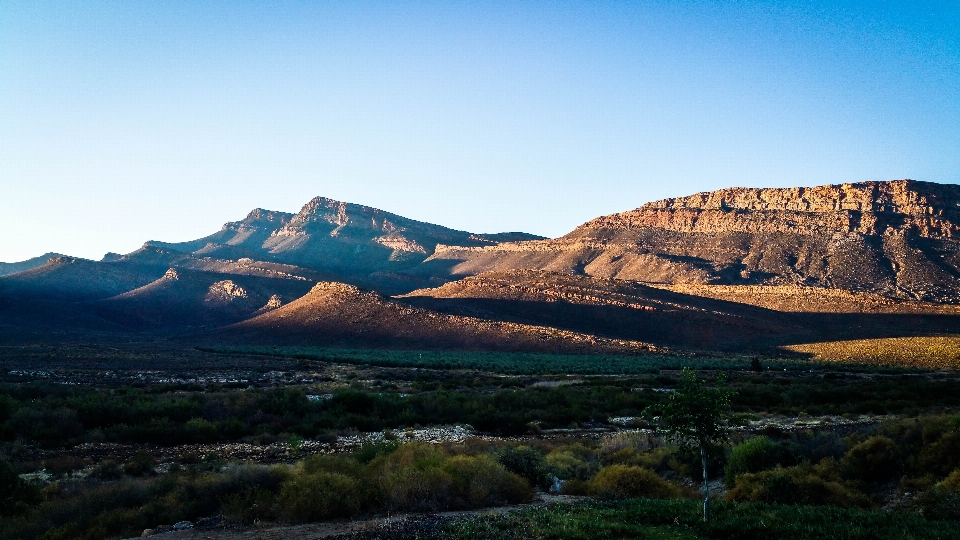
[701,443,710,522]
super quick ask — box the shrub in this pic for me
[278,471,364,522]
[916,431,960,475]
[123,451,157,477]
[42,456,87,477]
[726,462,869,507]
[841,436,902,484]
[371,443,453,512]
[587,465,680,500]
[546,448,597,481]
[914,469,960,521]
[380,464,455,512]
[496,446,550,489]
[441,455,533,509]
[725,437,795,485]
[368,443,533,512]
[92,459,123,480]
[222,487,279,524]
[0,460,39,516]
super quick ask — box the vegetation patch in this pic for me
[201,346,911,375]
[784,336,960,370]
[439,498,960,540]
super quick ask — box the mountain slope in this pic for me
[217,281,661,354]
[0,253,64,277]
[402,270,960,351]
[0,256,169,301]
[95,268,315,329]
[426,180,960,303]
[401,270,796,350]
[148,198,544,294]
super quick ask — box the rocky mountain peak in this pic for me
[223,208,294,232]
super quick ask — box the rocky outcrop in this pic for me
[583,180,960,239]
[427,180,960,303]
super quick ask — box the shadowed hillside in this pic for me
[216,281,662,354]
[401,270,960,352]
[94,268,316,330]
[0,253,63,277]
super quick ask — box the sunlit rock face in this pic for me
[428,180,960,303]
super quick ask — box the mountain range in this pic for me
[3,179,959,356]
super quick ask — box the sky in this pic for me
[1,1,959,262]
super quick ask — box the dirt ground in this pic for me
[130,494,585,540]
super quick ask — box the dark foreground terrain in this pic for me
[0,342,959,539]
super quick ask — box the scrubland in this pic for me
[2,346,960,539]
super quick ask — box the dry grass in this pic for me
[660,284,960,314]
[784,336,960,369]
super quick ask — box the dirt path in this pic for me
[131,494,585,540]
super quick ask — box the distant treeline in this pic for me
[201,346,915,375]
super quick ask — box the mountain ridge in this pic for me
[427,180,960,303]
[4,180,960,357]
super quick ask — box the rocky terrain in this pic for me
[93,268,316,330]
[151,198,543,293]
[428,180,960,303]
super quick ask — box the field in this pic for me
[784,336,960,370]
[202,345,913,375]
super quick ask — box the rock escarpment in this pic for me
[428,180,960,303]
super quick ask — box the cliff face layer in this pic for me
[428,180,960,303]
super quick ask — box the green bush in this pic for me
[841,435,902,484]
[915,417,960,477]
[586,465,680,500]
[371,443,532,512]
[725,436,795,485]
[0,460,39,516]
[278,471,364,522]
[546,447,598,481]
[496,446,550,489]
[726,462,869,507]
[442,455,533,509]
[914,469,960,521]
[123,451,157,477]
[221,487,280,524]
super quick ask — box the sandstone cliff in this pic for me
[428,180,960,303]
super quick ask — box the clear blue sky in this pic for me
[2,1,958,262]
